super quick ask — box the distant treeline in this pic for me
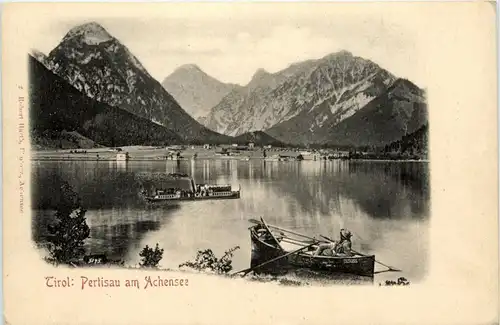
[347,124,428,160]
[382,124,428,157]
[305,124,428,160]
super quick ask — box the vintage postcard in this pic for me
[2,2,498,325]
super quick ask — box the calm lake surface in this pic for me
[32,159,430,283]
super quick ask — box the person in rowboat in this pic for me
[335,229,353,257]
[255,226,283,245]
[313,228,353,257]
[313,240,338,256]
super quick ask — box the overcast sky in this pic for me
[29,4,425,87]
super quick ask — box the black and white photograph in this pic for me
[3,4,498,324]
[26,5,431,287]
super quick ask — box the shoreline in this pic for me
[30,146,428,163]
[30,157,429,163]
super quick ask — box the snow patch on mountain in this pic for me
[64,22,113,45]
[151,117,164,126]
[331,92,375,121]
[80,52,102,64]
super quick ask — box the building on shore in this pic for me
[116,152,130,161]
[166,145,185,151]
[300,151,321,160]
[215,148,229,156]
[235,145,249,151]
[331,150,350,159]
[278,151,304,161]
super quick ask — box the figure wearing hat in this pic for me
[313,228,353,257]
[334,229,353,256]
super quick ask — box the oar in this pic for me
[320,235,402,272]
[248,218,326,243]
[260,217,284,250]
[280,237,315,246]
[231,242,318,277]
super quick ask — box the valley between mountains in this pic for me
[29,22,428,158]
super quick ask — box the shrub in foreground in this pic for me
[179,246,240,275]
[46,182,90,265]
[139,243,164,268]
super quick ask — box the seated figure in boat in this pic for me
[199,184,209,197]
[335,229,353,257]
[313,241,337,256]
[256,227,273,242]
[313,229,353,257]
[255,226,283,245]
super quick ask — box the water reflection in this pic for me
[32,160,430,281]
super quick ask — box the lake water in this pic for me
[31,159,430,284]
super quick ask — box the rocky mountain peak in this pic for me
[247,68,277,89]
[202,50,413,139]
[63,22,113,45]
[30,48,48,62]
[162,64,237,119]
[176,64,203,73]
[251,68,271,80]
[45,22,231,143]
[334,49,353,57]
[322,50,353,60]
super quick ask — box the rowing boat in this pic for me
[249,222,375,277]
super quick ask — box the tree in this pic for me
[46,182,90,264]
[139,243,164,268]
[179,246,240,274]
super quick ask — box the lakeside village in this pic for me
[32,141,427,162]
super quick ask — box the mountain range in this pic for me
[201,50,427,146]
[267,77,427,147]
[37,22,231,144]
[29,22,428,149]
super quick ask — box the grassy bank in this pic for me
[31,147,266,161]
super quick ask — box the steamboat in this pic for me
[138,172,241,203]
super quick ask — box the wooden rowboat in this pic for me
[249,221,376,277]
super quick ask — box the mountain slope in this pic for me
[44,22,231,144]
[28,54,182,147]
[232,131,286,146]
[320,78,427,147]
[203,51,396,138]
[268,78,427,146]
[161,64,237,119]
[30,49,51,68]
[31,129,102,150]
[384,123,429,159]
